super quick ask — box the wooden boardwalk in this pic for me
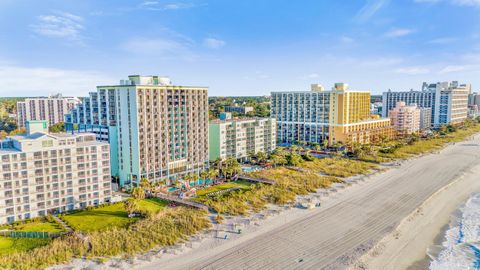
[156,193,208,211]
[237,175,275,185]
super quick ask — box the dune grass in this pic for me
[379,124,480,160]
[0,207,210,270]
[195,168,342,216]
[298,158,378,177]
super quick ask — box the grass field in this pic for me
[61,198,167,232]
[13,220,65,233]
[0,237,51,255]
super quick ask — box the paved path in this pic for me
[140,135,480,270]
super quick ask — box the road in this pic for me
[140,135,480,270]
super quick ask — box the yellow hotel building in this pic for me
[329,83,395,145]
[272,83,396,146]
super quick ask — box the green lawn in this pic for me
[14,220,65,233]
[195,181,252,197]
[137,198,168,214]
[0,237,51,255]
[61,199,167,232]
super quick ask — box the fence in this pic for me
[156,193,208,211]
[0,231,65,238]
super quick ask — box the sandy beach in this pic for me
[50,133,480,270]
[352,160,480,270]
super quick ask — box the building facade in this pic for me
[65,75,209,187]
[0,121,111,224]
[209,117,276,161]
[382,81,470,127]
[419,107,432,130]
[271,83,395,146]
[388,102,421,135]
[16,94,80,128]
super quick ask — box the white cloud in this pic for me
[395,66,430,75]
[361,57,404,66]
[385,28,416,38]
[428,37,457,44]
[120,37,198,61]
[355,0,390,22]
[439,65,466,74]
[300,73,320,80]
[415,0,480,6]
[340,36,355,43]
[31,11,85,42]
[0,64,113,96]
[451,0,480,6]
[139,1,198,11]
[203,38,226,49]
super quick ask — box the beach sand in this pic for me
[353,161,480,270]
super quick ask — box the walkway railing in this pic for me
[237,175,275,185]
[156,193,208,211]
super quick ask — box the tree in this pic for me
[222,157,241,180]
[199,171,209,180]
[286,152,304,166]
[270,153,287,167]
[139,178,152,195]
[323,139,329,150]
[256,151,268,164]
[49,122,65,133]
[207,168,219,180]
[131,187,145,200]
[0,130,7,140]
[124,198,139,215]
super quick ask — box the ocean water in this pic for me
[429,193,480,270]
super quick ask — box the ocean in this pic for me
[429,193,480,270]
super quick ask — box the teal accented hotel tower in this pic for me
[65,75,209,187]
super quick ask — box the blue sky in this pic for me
[0,0,479,96]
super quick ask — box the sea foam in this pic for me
[429,193,480,270]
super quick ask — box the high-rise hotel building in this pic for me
[0,121,111,224]
[16,94,80,128]
[271,83,395,145]
[383,81,470,127]
[65,75,209,187]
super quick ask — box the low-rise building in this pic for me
[209,116,276,161]
[0,121,112,224]
[389,102,421,135]
[224,106,254,115]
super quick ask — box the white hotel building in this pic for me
[383,81,470,127]
[0,121,112,224]
[16,94,80,128]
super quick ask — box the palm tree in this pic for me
[140,177,152,196]
[207,168,219,181]
[131,187,145,200]
[199,171,208,180]
[256,151,268,164]
[124,198,139,216]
